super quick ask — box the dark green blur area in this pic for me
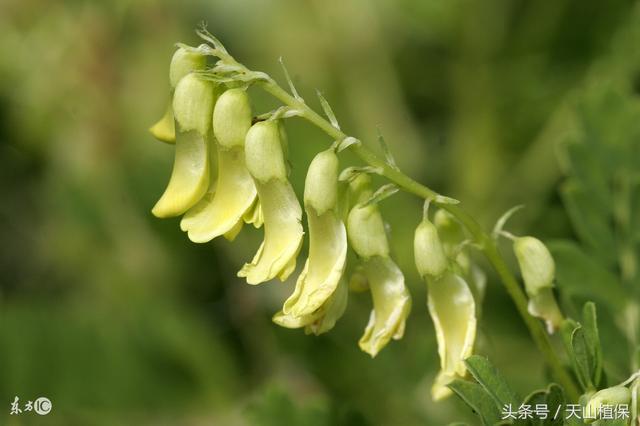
[0,0,639,425]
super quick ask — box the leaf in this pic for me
[582,302,603,387]
[447,379,501,426]
[547,240,626,310]
[464,355,519,410]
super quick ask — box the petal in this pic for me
[427,272,477,401]
[180,146,256,242]
[305,278,348,335]
[151,129,211,218]
[243,198,263,228]
[527,287,563,334]
[238,180,304,284]
[358,256,412,357]
[282,210,347,317]
[149,102,175,144]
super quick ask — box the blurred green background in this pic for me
[1,0,639,424]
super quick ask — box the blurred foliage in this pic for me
[0,0,639,424]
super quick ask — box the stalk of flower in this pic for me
[149,47,207,144]
[281,149,347,317]
[347,177,411,357]
[414,212,477,401]
[180,88,259,242]
[238,120,304,284]
[513,236,564,334]
[151,73,217,218]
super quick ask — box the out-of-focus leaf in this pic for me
[560,180,616,266]
[548,240,626,310]
[447,379,501,426]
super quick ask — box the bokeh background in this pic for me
[1,0,639,424]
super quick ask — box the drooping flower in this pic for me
[346,178,411,357]
[152,73,217,218]
[513,236,563,333]
[238,120,304,284]
[282,149,347,317]
[149,47,207,144]
[180,88,258,242]
[427,271,477,401]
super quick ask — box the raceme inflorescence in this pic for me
[147,27,624,409]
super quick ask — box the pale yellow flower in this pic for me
[427,271,476,401]
[151,74,217,218]
[238,121,303,284]
[283,150,347,317]
[180,89,258,242]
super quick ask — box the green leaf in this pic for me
[464,355,519,410]
[520,383,565,426]
[582,302,603,387]
[447,379,501,426]
[572,326,595,391]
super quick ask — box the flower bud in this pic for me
[213,88,252,149]
[347,203,390,259]
[414,218,448,279]
[513,236,555,297]
[172,73,217,135]
[584,386,631,423]
[358,256,412,357]
[427,272,477,401]
[283,149,346,316]
[348,173,373,206]
[304,149,339,216]
[169,47,207,89]
[244,121,288,183]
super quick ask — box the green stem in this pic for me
[260,80,581,401]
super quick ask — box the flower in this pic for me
[427,271,477,401]
[180,89,258,242]
[514,236,563,333]
[282,149,347,317]
[238,120,304,284]
[149,47,207,144]
[151,73,217,218]
[346,180,411,357]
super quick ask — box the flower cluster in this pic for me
[149,31,568,401]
